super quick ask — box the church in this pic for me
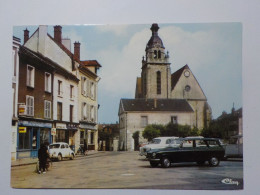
[118,24,212,151]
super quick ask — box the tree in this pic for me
[142,125,161,141]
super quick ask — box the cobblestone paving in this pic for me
[11,151,243,189]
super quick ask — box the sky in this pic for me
[13,23,242,123]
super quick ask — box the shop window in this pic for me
[32,129,37,150]
[19,128,30,149]
[27,65,35,88]
[44,100,51,119]
[40,128,50,145]
[45,72,51,93]
[90,132,94,144]
[26,95,34,116]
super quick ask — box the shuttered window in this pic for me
[27,65,35,88]
[26,95,34,116]
[44,100,51,119]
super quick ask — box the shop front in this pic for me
[79,123,98,151]
[54,122,78,152]
[17,120,52,159]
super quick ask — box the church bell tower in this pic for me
[141,23,171,99]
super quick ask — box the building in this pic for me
[11,36,21,160]
[119,23,211,151]
[16,25,101,159]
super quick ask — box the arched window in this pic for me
[157,71,161,94]
[154,50,157,59]
[158,50,161,59]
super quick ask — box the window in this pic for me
[171,116,177,124]
[26,95,34,116]
[70,105,73,122]
[27,65,35,88]
[158,50,161,59]
[185,85,191,92]
[40,128,50,146]
[45,72,51,93]
[44,100,51,119]
[91,82,96,99]
[70,85,74,99]
[157,71,161,94]
[141,116,148,127]
[82,102,87,120]
[19,127,30,149]
[154,50,157,59]
[143,73,147,95]
[81,77,87,96]
[57,102,62,121]
[58,80,63,96]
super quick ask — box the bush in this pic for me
[142,125,161,141]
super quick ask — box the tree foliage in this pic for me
[142,125,161,141]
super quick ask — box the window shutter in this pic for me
[81,77,84,95]
[87,80,90,97]
[94,106,97,123]
[94,83,97,100]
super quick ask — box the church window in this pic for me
[157,71,161,94]
[154,50,157,59]
[158,50,161,59]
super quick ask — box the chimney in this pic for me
[74,41,81,60]
[154,98,157,108]
[54,25,62,44]
[24,28,29,44]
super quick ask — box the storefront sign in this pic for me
[51,128,56,135]
[67,123,79,130]
[79,123,96,130]
[19,127,27,133]
[18,120,52,128]
[18,105,26,115]
[56,123,67,129]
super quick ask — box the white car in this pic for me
[49,142,75,161]
[139,137,180,156]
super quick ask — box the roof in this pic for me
[81,60,102,68]
[146,23,165,51]
[120,98,194,112]
[171,64,188,90]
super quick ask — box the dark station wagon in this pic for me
[147,138,225,168]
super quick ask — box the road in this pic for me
[11,151,243,190]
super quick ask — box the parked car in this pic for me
[147,138,225,168]
[139,137,180,156]
[223,135,243,159]
[49,142,75,161]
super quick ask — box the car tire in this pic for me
[208,156,220,166]
[197,161,205,165]
[70,153,74,160]
[161,157,171,168]
[150,161,159,168]
[58,154,62,161]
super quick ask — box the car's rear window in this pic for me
[206,140,220,147]
[49,144,60,149]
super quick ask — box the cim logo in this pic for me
[221,178,239,186]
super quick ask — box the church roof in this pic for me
[120,98,194,112]
[171,65,188,90]
[146,23,165,51]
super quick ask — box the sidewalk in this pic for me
[11,150,99,167]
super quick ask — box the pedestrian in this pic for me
[38,143,49,174]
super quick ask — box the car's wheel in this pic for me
[150,161,159,168]
[161,157,171,168]
[70,153,74,160]
[208,156,220,166]
[197,161,205,165]
[58,154,62,161]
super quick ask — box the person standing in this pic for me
[38,143,49,174]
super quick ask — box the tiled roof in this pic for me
[81,60,102,67]
[171,64,188,90]
[121,98,194,112]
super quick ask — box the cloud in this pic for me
[96,24,130,36]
